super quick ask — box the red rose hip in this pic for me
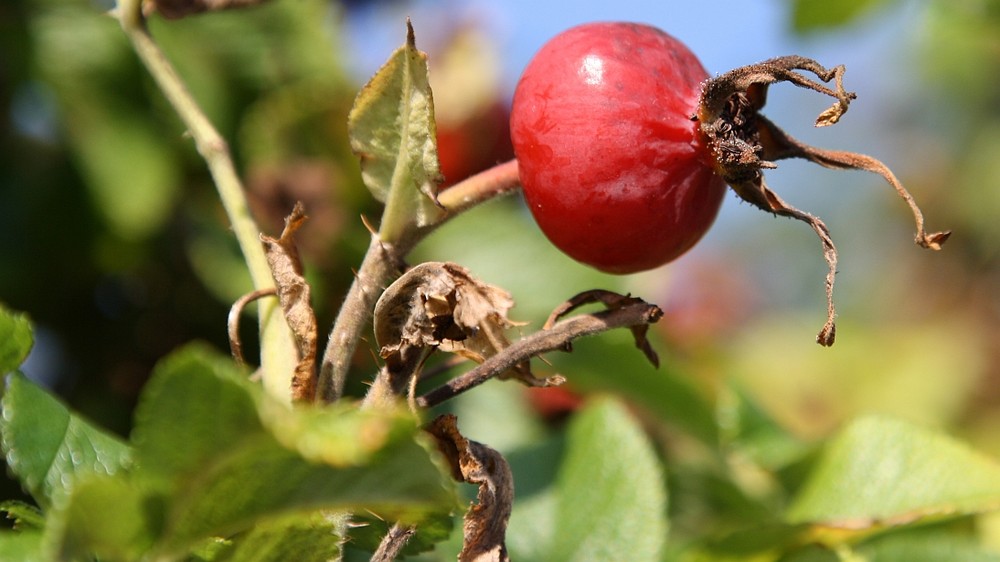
[510,22,727,274]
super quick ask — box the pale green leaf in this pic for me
[72,110,181,238]
[197,512,347,562]
[857,525,1000,562]
[790,0,893,32]
[348,21,443,233]
[131,344,262,485]
[0,531,45,562]
[0,373,131,509]
[548,397,667,562]
[0,500,44,531]
[0,305,33,374]
[50,474,161,562]
[159,433,453,550]
[787,415,1000,526]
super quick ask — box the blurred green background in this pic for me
[0,0,997,555]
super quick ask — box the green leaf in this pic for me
[787,415,1000,526]
[547,397,667,562]
[52,344,456,560]
[856,524,1000,562]
[0,373,131,509]
[50,474,162,562]
[0,500,44,531]
[159,433,453,550]
[72,109,181,239]
[131,344,263,485]
[789,0,893,32]
[0,531,45,562]
[562,330,719,445]
[0,305,33,374]
[347,21,443,238]
[208,512,347,562]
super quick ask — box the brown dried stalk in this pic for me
[417,292,663,409]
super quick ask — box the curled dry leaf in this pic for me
[261,202,317,402]
[426,415,512,562]
[143,0,270,19]
[544,289,662,368]
[371,262,544,401]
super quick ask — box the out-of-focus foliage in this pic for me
[1,0,998,560]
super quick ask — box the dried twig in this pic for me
[417,295,663,409]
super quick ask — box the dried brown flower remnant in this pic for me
[367,262,541,405]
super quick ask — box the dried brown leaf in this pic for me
[426,415,512,562]
[261,202,317,401]
[544,290,662,367]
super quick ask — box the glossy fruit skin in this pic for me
[510,22,727,273]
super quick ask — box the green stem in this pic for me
[117,0,296,400]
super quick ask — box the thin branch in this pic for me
[116,0,296,398]
[369,523,415,562]
[417,300,663,409]
[317,235,404,403]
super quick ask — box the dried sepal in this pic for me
[698,55,950,345]
[261,202,318,401]
[426,415,512,562]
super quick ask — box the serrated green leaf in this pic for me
[0,373,131,509]
[53,344,455,560]
[0,305,33,374]
[547,397,667,562]
[131,344,262,485]
[1,500,44,531]
[348,21,443,235]
[50,474,162,562]
[561,330,718,445]
[787,415,1000,526]
[0,530,45,562]
[191,512,346,562]
[160,434,453,550]
[790,0,892,32]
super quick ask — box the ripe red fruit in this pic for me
[511,21,949,346]
[510,22,727,274]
